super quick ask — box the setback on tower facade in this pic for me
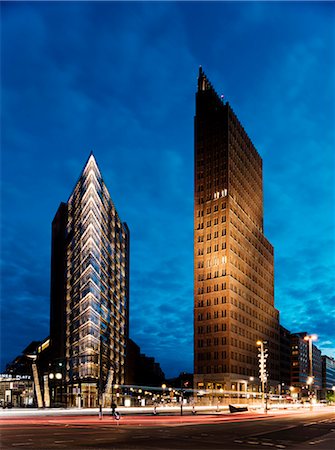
[50,153,129,408]
[194,68,280,399]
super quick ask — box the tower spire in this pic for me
[197,66,216,94]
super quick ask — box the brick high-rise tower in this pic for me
[194,68,280,393]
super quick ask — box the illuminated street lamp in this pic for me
[304,334,317,405]
[306,376,313,385]
[248,376,254,393]
[161,384,167,404]
[48,372,63,406]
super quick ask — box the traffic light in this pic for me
[257,342,268,383]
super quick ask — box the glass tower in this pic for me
[50,153,129,407]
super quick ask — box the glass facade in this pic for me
[51,154,129,407]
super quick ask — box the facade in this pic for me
[279,325,291,388]
[321,355,335,398]
[125,339,165,387]
[194,68,280,394]
[50,153,129,407]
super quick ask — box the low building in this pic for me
[125,338,165,387]
[321,355,335,400]
[0,374,34,408]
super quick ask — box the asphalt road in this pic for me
[1,409,334,449]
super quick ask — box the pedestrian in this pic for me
[111,402,117,418]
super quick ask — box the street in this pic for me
[1,407,334,449]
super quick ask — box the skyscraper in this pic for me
[50,153,129,407]
[194,68,280,394]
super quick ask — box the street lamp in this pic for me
[248,376,254,392]
[304,334,317,406]
[161,384,166,404]
[49,372,63,406]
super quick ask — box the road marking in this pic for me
[261,443,274,447]
[13,435,34,438]
[247,441,260,445]
[95,438,116,441]
[54,440,74,444]
[275,446,286,449]
[11,445,33,447]
[234,440,243,443]
[309,439,326,445]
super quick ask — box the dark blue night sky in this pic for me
[1,2,334,377]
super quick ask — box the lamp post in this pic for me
[246,376,254,404]
[248,376,254,393]
[161,383,166,404]
[49,372,62,406]
[303,334,317,406]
